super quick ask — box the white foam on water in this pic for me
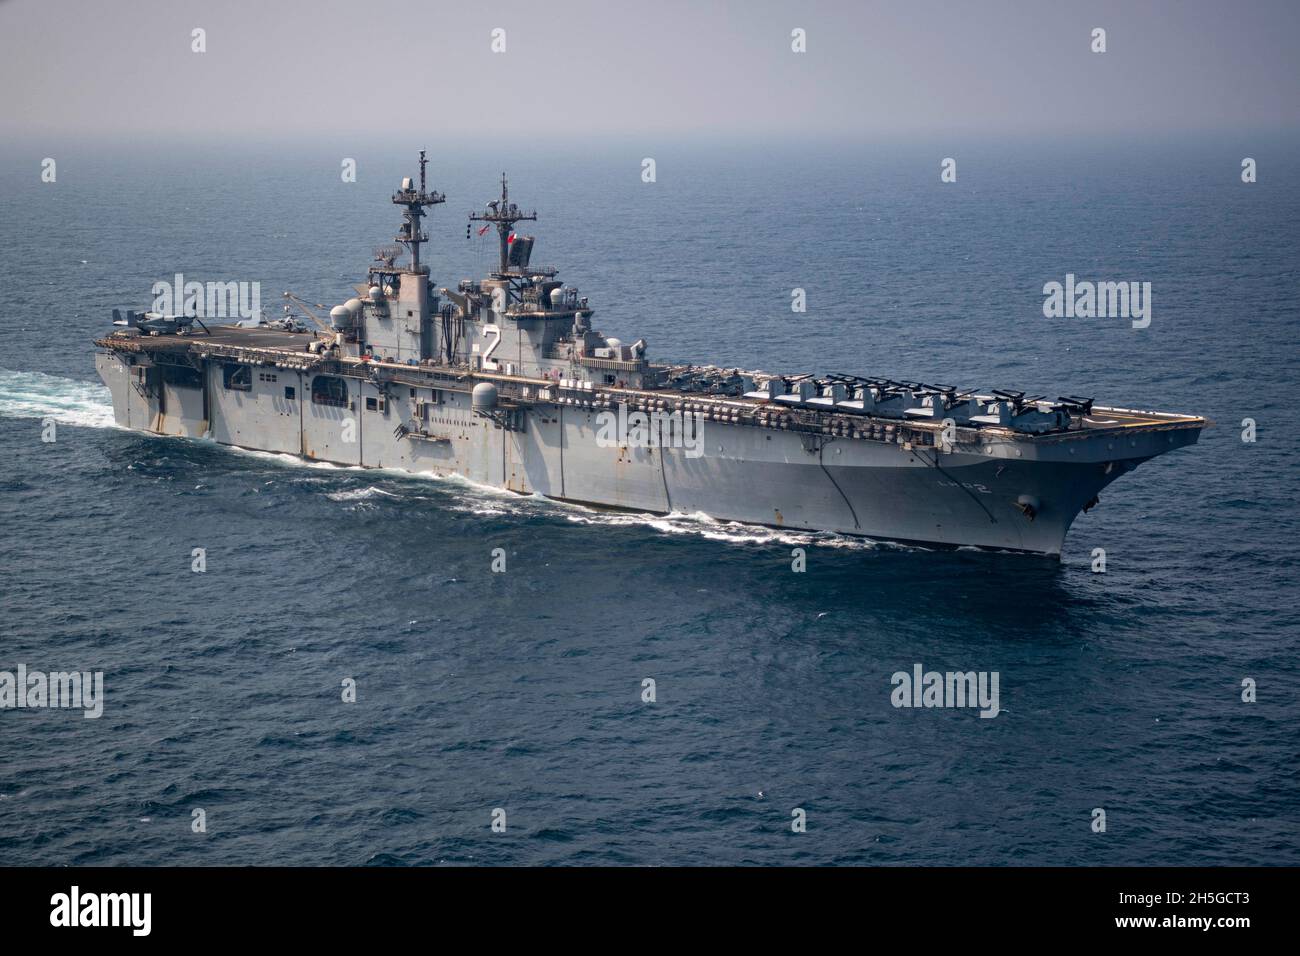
[325,486,400,502]
[559,506,893,550]
[0,369,118,430]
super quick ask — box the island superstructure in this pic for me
[94,152,1206,557]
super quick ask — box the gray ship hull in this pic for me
[95,347,1200,557]
[94,156,1206,557]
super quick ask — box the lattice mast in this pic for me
[392,149,445,273]
[468,173,537,274]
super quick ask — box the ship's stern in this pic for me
[95,349,142,430]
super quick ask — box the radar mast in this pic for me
[392,150,445,274]
[468,173,537,275]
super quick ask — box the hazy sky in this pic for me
[1,0,1297,141]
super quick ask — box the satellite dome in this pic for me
[471,382,498,409]
[368,286,383,302]
[344,297,362,314]
[329,305,352,329]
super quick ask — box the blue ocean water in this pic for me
[0,137,1297,865]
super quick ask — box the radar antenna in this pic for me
[468,173,537,274]
[373,244,405,267]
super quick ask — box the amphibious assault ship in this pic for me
[95,152,1206,557]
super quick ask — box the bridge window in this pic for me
[311,375,349,408]
[222,364,251,391]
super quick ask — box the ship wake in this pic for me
[554,507,901,551]
[0,369,118,430]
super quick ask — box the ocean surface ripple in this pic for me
[0,141,1296,865]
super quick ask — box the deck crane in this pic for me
[280,291,332,333]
